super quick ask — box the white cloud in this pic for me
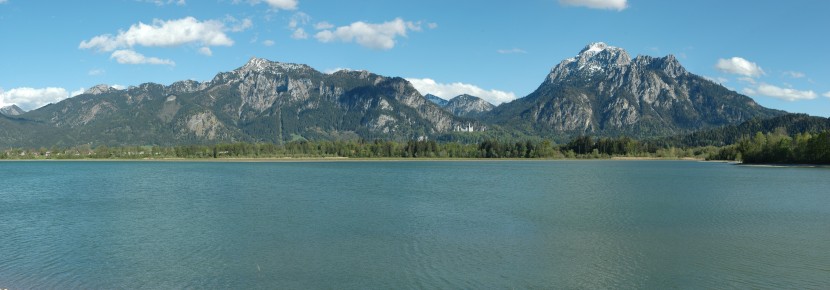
[783,71,805,78]
[79,17,233,52]
[823,91,830,98]
[742,83,816,101]
[427,22,438,29]
[497,48,527,54]
[0,0,8,4]
[112,84,127,90]
[315,18,424,50]
[314,21,334,30]
[406,78,517,105]
[704,76,729,84]
[0,87,75,110]
[70,88,86,97]
[289,12,310,29]
[263,40,275,46]
[737,77,756,84]
[559,0,628,11]
[227,17,253,32]
[406,21,423,32]
[88,69,105,76]
[292,28,308,39]
[265,0,297,10]
[110,49,175,66]
[715,57,765,78]
[139,0,185,5]
[324,67,351,74]
[198,47,212,56]
[241,0,298,10]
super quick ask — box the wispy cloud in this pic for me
[138,0,185,6]
[783,71,805,78]
[742,83,816,101]
[559,0,628,11]
[236,0,298,11]
[406,78,517,105]
[111,49,175,66]
[324,67,351,74]
[704,76,729,84]
[197,47,212,56]
[497,48,527,54]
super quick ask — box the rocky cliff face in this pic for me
[486,42,783,138]
[8,58,485,146]
[443,94,495,117]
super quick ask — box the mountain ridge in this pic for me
[6,57,485,147]
[0,43,791,147]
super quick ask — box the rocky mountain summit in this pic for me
[0,104,25,116]
[486,42,783,138]
[425,94,495,117]
[443,94,495,117]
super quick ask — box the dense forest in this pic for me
[0,136,714,160]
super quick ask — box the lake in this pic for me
[1,160,828,288]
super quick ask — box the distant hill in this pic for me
[655,113,830,147]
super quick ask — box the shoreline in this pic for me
[0,157,707,163]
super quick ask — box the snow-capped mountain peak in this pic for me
[579,42,610,55]
[548,42,632,81]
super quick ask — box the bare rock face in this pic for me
[487,42,783,138]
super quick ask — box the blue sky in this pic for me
[1,0,828,117]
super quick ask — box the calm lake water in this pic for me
[1,160,829,288]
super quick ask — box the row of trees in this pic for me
[733,131,830,164]
[4,130,826,163]
[1,136,696,160]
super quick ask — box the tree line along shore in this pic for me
[3,129,828,164]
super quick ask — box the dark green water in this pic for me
[1,161,828,288]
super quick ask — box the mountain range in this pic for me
[0,43,796,147]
